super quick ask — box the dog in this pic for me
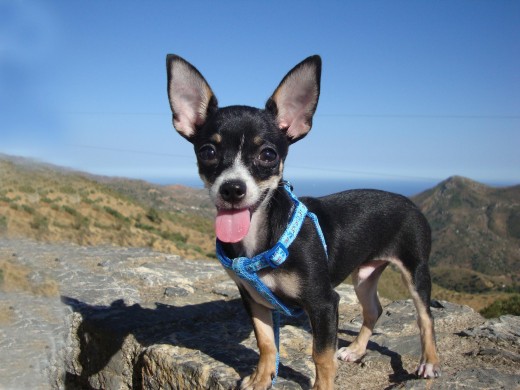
[166,54,440,389]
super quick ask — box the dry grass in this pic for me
[0,158,215,259]
[0,259,59,297]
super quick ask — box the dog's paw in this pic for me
[416,362,441,379]
[240,372,273,390]
[336,346,365,362]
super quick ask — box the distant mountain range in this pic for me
[412,176,520,293]
[1,154,519,298]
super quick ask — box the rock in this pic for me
[450,369,520,389]
[477,348,520,363]
[164,286,190,297]
[461,315,520,345]
[0,238,519,389]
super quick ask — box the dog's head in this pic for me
[166,55,321,243]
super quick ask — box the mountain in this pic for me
[412,176,520,293]
[1,154,519,298]
[96,177,215,219]
[0,154,214,259]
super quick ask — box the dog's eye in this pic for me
[257,147,278,166]
[198,144,217,162]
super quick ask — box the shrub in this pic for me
[507,210,520,239]
[30,215,49,230]
[21,204,36,214]
[160,230,187,244]
[93,222,111,230]
[480,295,520,318]
[62,205,79,217]
[135,222,155,232]
[19,185,35,193]
[60,186,76,194]
[146,207,162,224]
[0,215,7,232]
[82,198,94,205]
[73,216,89,230]
[103,206,130,223]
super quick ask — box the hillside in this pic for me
[96,177,215,219]
[412,176,520,293]
[1,154,519,308]
[0,154,214,259]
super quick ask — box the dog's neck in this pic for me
[222,185,294,259]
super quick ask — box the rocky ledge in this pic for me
[0,238,519,389]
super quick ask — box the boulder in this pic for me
[0,238,519,389]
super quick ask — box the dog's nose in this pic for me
[220,180,247,203]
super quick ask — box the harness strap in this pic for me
[215,182,328,384]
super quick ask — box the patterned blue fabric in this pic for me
[215,182,328,384]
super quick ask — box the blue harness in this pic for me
[216,182,328,384]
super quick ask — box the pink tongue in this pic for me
[215,209,251,243]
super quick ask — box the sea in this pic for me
[147,177,440,197]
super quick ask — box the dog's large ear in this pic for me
[166,55,218,141]
[266,55,321,143]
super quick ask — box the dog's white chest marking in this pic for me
[225,206,301,308]
[241,205,266,257]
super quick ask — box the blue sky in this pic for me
[1,0,519,193]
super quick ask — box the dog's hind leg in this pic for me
[337,260,388,362]
[394,259,441,378]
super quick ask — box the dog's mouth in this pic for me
[214,188,270,244]
[215,208,251,243]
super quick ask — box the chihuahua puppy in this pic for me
[166,54,440,389]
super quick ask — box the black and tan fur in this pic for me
[166,54,440,389]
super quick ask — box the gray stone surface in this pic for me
[0,238,519,389]
[461,315,520,345]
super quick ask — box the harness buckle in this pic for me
[265,241,289,268]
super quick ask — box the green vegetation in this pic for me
[18,185,35,193]
[30,215,49,230]
[103,206,130,223]
[373,265,410,301]
[21,204,36,214]
[62,205,80,217]
[146,207,162,223]
[507,209,520,238]
[430,267,493,294]
[480,295,520,318]
[160,230,187,244]
[135,221,187,245]
[0,215,7,232]
[59,205,89,229]
[59,185,77,194]
[135,222,155,232]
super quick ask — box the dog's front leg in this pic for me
[240,299,277,390]
[307,291,339,390]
